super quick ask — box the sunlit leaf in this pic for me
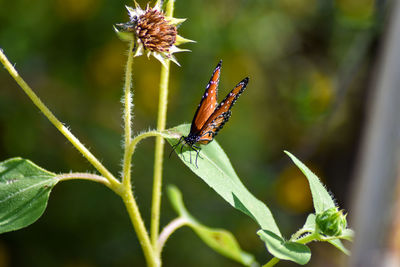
[0,158,58,234]
[285,152,353,254]
[327,239,350,255]
[340,228,355,241]
[167,185,257,266]
[284,151,335,214]
[164,125,310,263]
[165,124,281,236]
[301,214,316,232]
[257,230,311,265]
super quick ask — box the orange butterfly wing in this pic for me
[190,61,221,134]
[196,77,249,144]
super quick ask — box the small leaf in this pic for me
[113,26,134,41]
[165,125,281,236]
[340,228,355,241]
[284,151,335,214]
[0,158,58,234]
[167,185,257,266]
[301,214,316,232]
[291,214,316,241]
[257,230,311,265]
[327,239,350,255]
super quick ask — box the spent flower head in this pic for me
[115,0,194,66]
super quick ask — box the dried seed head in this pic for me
[136,8,177,53]
[115,1,194,66]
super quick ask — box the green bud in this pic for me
[316,207,347,236]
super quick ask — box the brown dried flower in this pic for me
[115,1,194,66]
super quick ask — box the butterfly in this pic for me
[172,60,249,167]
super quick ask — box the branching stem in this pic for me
[0,49,121,192]
[158,217,189,254]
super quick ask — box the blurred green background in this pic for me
[0,0,382,266]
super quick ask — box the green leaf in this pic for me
[167,185,257,266]
[284,153,353,255]
[165,125,310,263]
[340,228,354,241]
[0,158,58,234]
[257,230,311,265]
[284,151,335,214]
[324,229,353,255]
[327,239,350,255]
[165,124,281,236]
[301,214,316,232]
[290,214,316,241]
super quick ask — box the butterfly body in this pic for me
[173,60,249,166]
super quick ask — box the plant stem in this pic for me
[121,187,160,267]
[122,41,135,188]
[158,217,189,254]
[150,0,175,251]
[0,49,121,191]
[263,257,280,267]
[127,131,165,160]
[57,173,111,187]
[118,42,160,266]
[295,231,320,244]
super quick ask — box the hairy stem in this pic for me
[118,42,160,266]
[0,49,121,191]
[122,188,160,267]
[122,41,135,188]
[127,131,165,160]
[295,231,320,244]
[158,217,189,254]
[57,173,111,187]
[150,0,176,251]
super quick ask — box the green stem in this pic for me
[295,231,320,244]
[117,42,160,266]
[0,49,121,192]
[158,217,189,254]
[121,187,160,267]
[150,0,176,251]
[57,173,111,187]
[122,41,135,188]
[290,228,310,241]
[263,257,280,267]
[127,131,165,159]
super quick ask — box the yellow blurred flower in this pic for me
[276,165,314,213]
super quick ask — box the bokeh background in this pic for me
[0,0,385,266]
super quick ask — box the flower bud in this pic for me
[316,207,347,236]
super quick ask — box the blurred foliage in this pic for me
[0,0,383,266]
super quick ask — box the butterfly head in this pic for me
[169,133,202,168]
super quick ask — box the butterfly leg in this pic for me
[170,136,184,158]
[189,148,192,164]
[193,145,201,168]
[179,140,187,162]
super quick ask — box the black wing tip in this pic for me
[242,77,249,85]
[217,60,222,68]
